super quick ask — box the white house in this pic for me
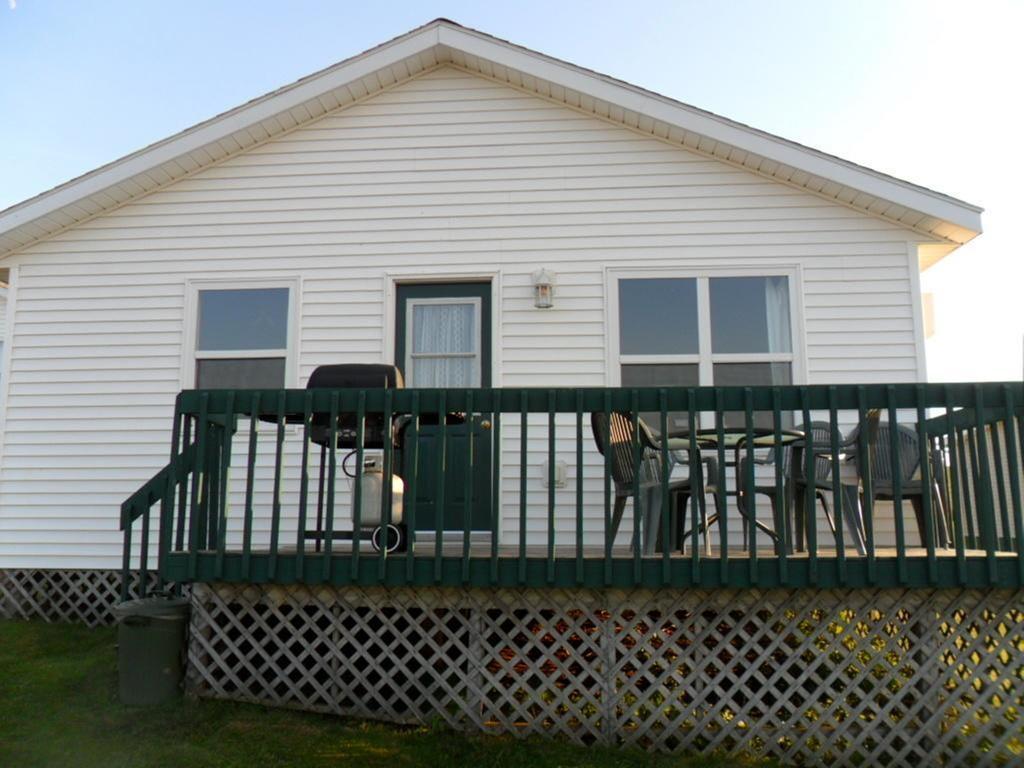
[0,19,983,578]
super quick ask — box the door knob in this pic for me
[480,419,492,430]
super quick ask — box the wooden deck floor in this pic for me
[167,541,1020,589]
[284,542,1013,559]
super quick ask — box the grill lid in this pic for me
[306,364,404,390]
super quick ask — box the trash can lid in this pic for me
[113,595,190,620]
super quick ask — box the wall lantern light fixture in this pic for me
[531,268,556,309]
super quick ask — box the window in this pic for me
[615,273,797,428]
[405,298,482,388]
[189,284,294,388]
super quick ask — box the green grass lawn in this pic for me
[0,619,767,768]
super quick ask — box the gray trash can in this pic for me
[113,595,190,706]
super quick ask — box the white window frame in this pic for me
[607,266,806,387]
[404,296,483,388]
[182,278,300,389]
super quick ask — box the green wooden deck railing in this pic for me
[120,382,1024,600]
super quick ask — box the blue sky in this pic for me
[1,0,1021,379]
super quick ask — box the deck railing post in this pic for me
[435,390,448,585]
[915,386,937,585]
[857,386,876,584]
[120,502,134,602]
[630,390,641,586]
[175,415,192,552]
[463,390,475,584]
[713,389,728,582]
[943,388,967,585]
[382,387,395,583]
[214,392,235,581]
[886,386,907,585]
[241,393,260,581]
[659,389,671,586]
[828,386,845,583]
[488,392,500,584]
[687,390,701,583]
[323,391,339,582]
[268,391,285,581]
[353,391,366,582]
[546,390,556,585]
[771,387,787,585]
[159,400,184,590]
[973,386,999,584]
[955,406,978,550]
[574,391,584,586]
[294,392,312,581]
[408,391,421,584]
[801,388,817,583]
[743,387,757,585]
[188,393,210,581]
[1001,385,1024,584]
[602,391,612,586]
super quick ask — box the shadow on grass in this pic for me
[0,619,776,768]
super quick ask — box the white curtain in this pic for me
[764,276,791,354]
[411,357,475,387]
[410,303,477,387]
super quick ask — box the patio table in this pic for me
[647,428,867,557]
[667,427,805,554]
[635,427,803,555]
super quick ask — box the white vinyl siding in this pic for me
[0,291,7,398]
[0,66,931,567]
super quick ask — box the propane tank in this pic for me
[351,457,404,526]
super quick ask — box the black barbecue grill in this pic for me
[306,363,405,450]
[305,363,407,553]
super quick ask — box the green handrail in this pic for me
[119,381,1024,598]
[119,441,199,601]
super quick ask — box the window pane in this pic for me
[196,358,286,389]
[410,356,475,388]
[621,364,700,436]
[713,362,792,429]
[618,278,698,355]
[197,288,289,351]
[412,303,475,354]
[712,362,792,387]
[709,276,791,354]
[621,364,700,388]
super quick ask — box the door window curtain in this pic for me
[410,302,478,387]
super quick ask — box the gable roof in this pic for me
[0,18,982,260]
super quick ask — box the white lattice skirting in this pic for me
[189,583,1023,765]
[0,569,157,627]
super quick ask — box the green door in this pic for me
[395,283,492,534]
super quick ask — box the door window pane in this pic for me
[196,358,286,389]
[197,288,289,351]
[709,276,791,354]
[410,357,475,388]
[408,300,480,388]
[618,278,699,355]
[412,303,475,354]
